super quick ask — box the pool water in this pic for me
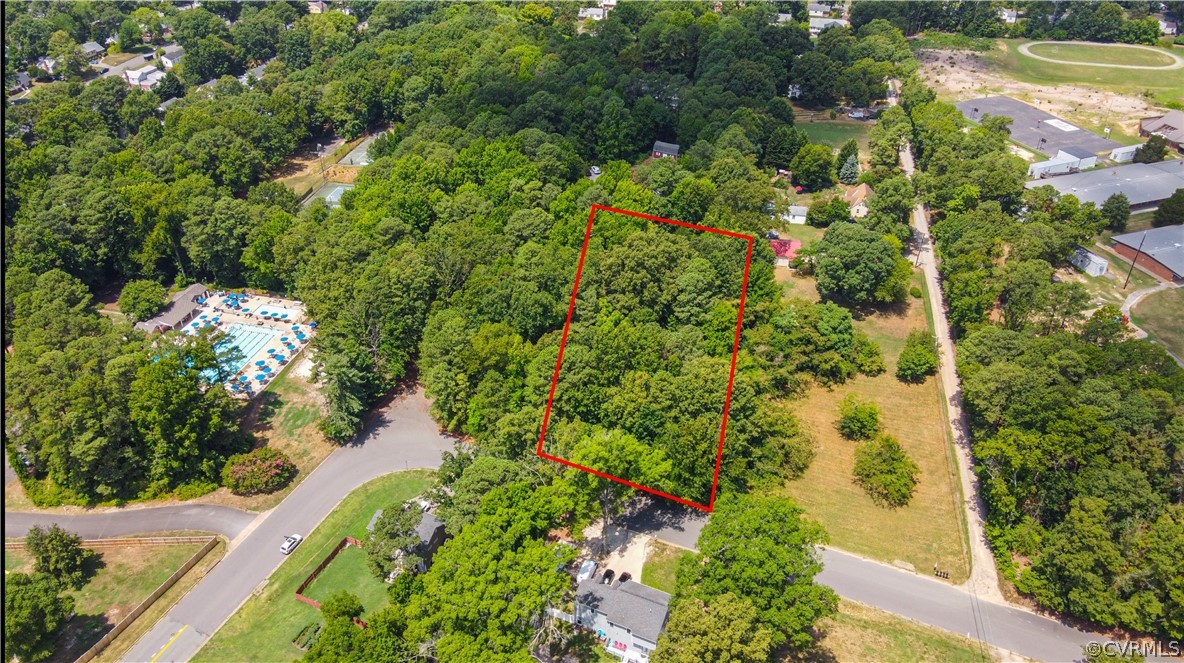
[204,323,281,380]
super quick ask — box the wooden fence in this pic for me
[294,536,367,629]
[5,536,214,551]
[73,536,219,663]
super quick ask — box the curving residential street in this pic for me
[4,505,256,541]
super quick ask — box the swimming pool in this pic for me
[214,324,281,377]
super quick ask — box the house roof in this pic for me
[653,140,680,156]
[776,13,796,23]
[1024,161,1184,207]
[134,284,209,332]
[788,205,809,216]
[576,573,671,643]
[844,182,873,205]
[1112,225,1184,278]
[158,97,181,111]
[14,72,31,87]
[808,3,830,13]
[809,16,849,30]
[1142,110,1184,143]
[415,512,443,545]
[162,46,184,59]
[578,7,605,19]
[770,238,802,259]
[81,41,104,54]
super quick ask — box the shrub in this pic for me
[852,331,885,376]
[221,447,297,495]
[853,434,919,507]
[896,330,938,382]
[909,286,923,299]
[837,395,881,440]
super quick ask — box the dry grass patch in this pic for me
[780,271,969,581]
[796,599,1013,663]
[1131,286,1184,360]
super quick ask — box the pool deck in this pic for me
[182,292,317,399]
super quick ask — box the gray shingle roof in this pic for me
[1142,110,1184,144]
[1024,161,1184,207]
[576,573,671,643]
[653,141,680,156]
[415,512,443,544]
[1112,225,1184,278]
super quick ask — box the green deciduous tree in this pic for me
[853,434,919,507]
[896,330,938,382]
[654,593,774,663]
[790,143,835,192]
[1133,135,1169,164]
[1100,193,1130,232]
[118,279,168,323]
[25,524,96,590]
[365,501,426,580]
[813,222,900,304]
[3,573,74,663]
[1153,189,1184,227]
[837,394,881,440]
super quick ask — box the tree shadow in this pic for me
[80,551,107,587]
[46,613,114,663]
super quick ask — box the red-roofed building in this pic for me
[770,239,801,267]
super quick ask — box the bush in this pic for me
[909,286,923,299]
[837,395,881,440]
[853,435,919,508]
[896,330,938,382]
[293,623,322,651]
[221,447,297,495]
[852,331,885,376]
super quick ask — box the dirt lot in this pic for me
[918,47,1159,139]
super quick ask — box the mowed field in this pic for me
[1131,286,1184,361]
[984,40,1184,107]
[1026,41,1178,67]
[192,471,432,663]
[777,270,970,582]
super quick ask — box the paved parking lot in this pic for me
[955,95,1121,156]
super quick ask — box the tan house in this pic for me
[844,183,873,218]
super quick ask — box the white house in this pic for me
[160,46,184,70]
[783,205,808,225]
[1159,18,1178,35]
[1109,144,1140,163]
[1070,246,1108,277]
[1027,147,1098,178]
[998,8,1019,24]
[775,13,796,24]
[35,56,59,76]
[578,7,606,20]
[124,65,165,89]
[597,0,618,8]
[809,17,849,36]
[844,183,873,218]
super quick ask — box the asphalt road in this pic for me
[94,44,177,82]
[119,387,455,663]
[4,505,256,541]
[618,500,1156,662]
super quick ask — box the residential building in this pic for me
[1109,144,1140,163]
[157,97,181,113]
[579,7,606,20]
[308,0,328,14]
[844,182,873,218]
[238,61,270,85]
[652,141,680,159]
[771,238,802,267]
[574,571,671,662]
[8,72,32,94]
[1140,110,1184,151]
[160,46,184,71]
[1070,246,1108,277]
[1024,161,1184,208]
[80,41,106,61]
[598,0,618,8]
[133,284,211,334]
[808,3,830,17]
[1159,18,1178,35]
[124,65,165,89]
[1026,147,1098,179]
[1110,226,1184,282]
[809,17,849,36]
[998,8,1019,23]
[783,205,808,225]
[35,56,59,76]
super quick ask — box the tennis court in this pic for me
[219,324,281,375]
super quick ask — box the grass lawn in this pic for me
[1131,286,1184,360]
[5,548,33,574]
[641,541,693,595]
[983,39,1184,108]
[778,270,970,582]
[302,545,389,615]
[192,471,433,663]
[802,599,1004,663]
[16,543,207,663]
[1026,42,1177,67]
[798,120,872,155]
[93,540,226,663]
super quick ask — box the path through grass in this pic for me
[193,471,432,663]
[1026,42,1177,67]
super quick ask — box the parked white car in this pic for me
[280,534,304,555]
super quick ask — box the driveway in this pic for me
[95,44,176,82]
[119,386,455,663]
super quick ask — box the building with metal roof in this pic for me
[1024,160,1184,208]
[1111,225,1184,282]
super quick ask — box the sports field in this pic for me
[1026,42,1178,67]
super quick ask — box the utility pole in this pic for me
[1122,232,1147,289]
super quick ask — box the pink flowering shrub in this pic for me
[221,447,297,495]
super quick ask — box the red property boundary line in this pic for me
[294,536,368,629]
[535,204,755,513]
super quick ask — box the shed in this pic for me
[783,205,808,225]
[652,141,680,159]
[1070,246,1108,277]
[1109,144,1140,163]
[160,46,184,71]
